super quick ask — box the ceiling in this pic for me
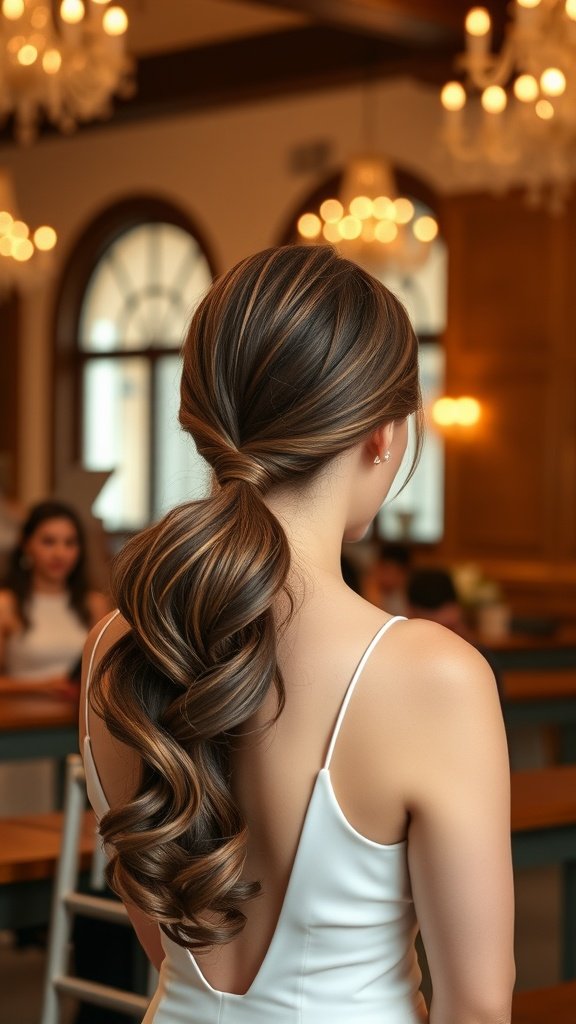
[0,0,510,145]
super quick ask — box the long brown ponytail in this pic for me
[91,244,422,950]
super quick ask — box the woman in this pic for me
[0,500,109,694]
[81,246,514,1023]
[0,501,108,813]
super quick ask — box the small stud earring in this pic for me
[373,455,381,465]
[383,450,391,462]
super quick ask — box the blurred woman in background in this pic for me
[0,500,109,814]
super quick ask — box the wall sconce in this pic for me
[432,396,481,428]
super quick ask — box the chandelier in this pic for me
[0,166,57,293]
[441,0,576,210]
[297,156,439,272]
[0,0,133,144]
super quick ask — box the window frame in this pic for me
[52,196,217,539]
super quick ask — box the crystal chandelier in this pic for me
[0,166,57,293]
[0,0,133,144]
[297,156,439,272]
[441,1,576,210]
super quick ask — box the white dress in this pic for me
[0,592,88,815]
[83,614,427,1023]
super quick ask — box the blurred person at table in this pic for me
[362,541,411,615]
[0,500,109,697]
[0,501,108,816]
[407,568,471,640]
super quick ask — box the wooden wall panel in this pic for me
[0,293,19,498]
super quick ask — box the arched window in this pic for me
[54,199,215,534]
[282,170,447,544]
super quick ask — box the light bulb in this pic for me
[11,220,29,238]
[322,222,341,243]
[465,7,491,35]
[375,221,398,243]
[13,237,34,261]
[413,216,438,243]
[60,0,85,23]
[349,196,373,219]
[481,85,507,113]
[456,397,481,426]
[514,74,539,102]
[103,5,128,35]
[320,198,343,224]
[43,49,62,74]
[393,198,414,224]
[1,0,24,19]
[297,213,321,240]
[566,0,576,20]
[372,196,395,220]
[34,225,57,251]
[540,68,566,97]
[17,44,38,66]
[441,81,466,111]
[536,99,554,119]
[432,397,457,427]
[338,216,362,240]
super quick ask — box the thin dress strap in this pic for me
[83,609,121,736]
[323,615,406,770]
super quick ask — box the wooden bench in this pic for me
[0,811,95,930]
[512,980,576,1022]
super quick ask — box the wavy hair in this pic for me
[91,244,423,950]
[4,500,91,629]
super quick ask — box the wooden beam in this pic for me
[231,0,471,44]
[0,26,456,148]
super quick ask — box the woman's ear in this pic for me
[366,422,395,464]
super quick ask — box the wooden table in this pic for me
[0,810,94,930]
[0,693,78,762]
[511,765,576,979]
[503,669,576,762]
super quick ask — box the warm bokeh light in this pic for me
[17,44,38,66]
[536,98,555,119]
[372,195,395,220]
[465,7,491,35]
[349,195,373,219]
[320,198,343,223]
[0,236,14,256]
[540,67,566,97]
[297,213,322,240]
[11,220,29,238]
[34,225,57,251]
[517,0,541,7]
[375,220,398,243]
[514,74,539,103]
[393,198,414,224]
[60,0,85,24]
[12,237,34,261]
[103,5,128,35]
[457,397,482,426]
[433,396,481,427]
[43,49,62,74]
[322,221,341,243]
[441,81,467,112]
[0,211,13,231]
[1,0,24,19]
[566,0,576,20]
[481,85,507,113]
[338,215,362,240]
[432,397,458,427]
[413,216,439,242]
